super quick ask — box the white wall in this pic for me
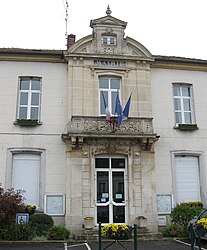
[0,61,68,208]
[151,68,207,205]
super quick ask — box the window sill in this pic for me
[14,119,42,127]
[174,124,198,131]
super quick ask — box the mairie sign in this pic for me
[94,60,126,67]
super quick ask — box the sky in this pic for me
[0,0,207,60]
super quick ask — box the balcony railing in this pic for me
[62,116,156,137]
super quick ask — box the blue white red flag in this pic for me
[101,91,111,121]
[115,92,123,126]
[123,94,132,120]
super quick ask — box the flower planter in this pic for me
[84,217,94,229]
[16,119,39,127]
[136,217,147,228]
[109,231,132,240]
[102,223,132,240]
[178,124,198,131]
[196,227,207,237]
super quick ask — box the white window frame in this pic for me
[173,83,195,125]
[17,77,42,121]
[101,36,117,45]
[6,148,45,210]
[99,77,121,116]
[171,151,206,205]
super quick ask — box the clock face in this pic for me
[157,195,172,214]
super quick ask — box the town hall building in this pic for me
[0,7,207,236]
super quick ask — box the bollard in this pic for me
[134,224,138,250]
[99,222,102,250]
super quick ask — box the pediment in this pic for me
[68,35,153,59]
[90,15,127,28]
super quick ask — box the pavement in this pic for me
[0,239,205,250]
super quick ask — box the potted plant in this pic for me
[84,217,94,229]
[136,216,147,228]
[195,218,207,237]
[101,223,132,240]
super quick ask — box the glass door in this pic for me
[95,157,127,224]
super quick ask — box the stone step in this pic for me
[82,228,163,241]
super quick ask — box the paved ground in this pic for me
[0,239,204,250]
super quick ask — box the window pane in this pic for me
[112,172,125,203]
[111,91,117,114]
[31,93,39,105]
[31,79,40,90]
[31,107,38,119]
[19,107,27,119]
[183,99,191,111]
[111,158,125,168]
[97,206,109,223]
[97,171,109,203]
[175,112,182,124]
[174,98,181,110]
[173,86,180,96]
[20,93,28,105]
[113,206,125,223]
[102,37,107,45]
[111,79,120,89]
[99,79,109,89]
[184,112,192,124]
[100,91,108,115]
[182,86,190,97]
[95,158,109,168]
[20,80,30,90]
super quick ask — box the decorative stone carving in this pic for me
[61,116,159,152]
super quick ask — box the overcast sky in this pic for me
[0,0,206,60]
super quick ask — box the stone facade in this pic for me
[0,7,207,238]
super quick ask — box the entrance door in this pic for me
[95,157,127,224]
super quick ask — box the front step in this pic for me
[82,228,163,241]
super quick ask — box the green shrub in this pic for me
[171,202,203,228]
[0,223,35,241]
[29,213,54,236]
[47,226,70,240]
[162,223,188,237]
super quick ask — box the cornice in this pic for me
[152,61,207,72]
[152,55,207,71]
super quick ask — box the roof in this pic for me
[0,48,66,63]
[154,55,207,65]
[1,48,207,67]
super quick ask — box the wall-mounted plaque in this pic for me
[44,195,65,215]
[157,194,172,214]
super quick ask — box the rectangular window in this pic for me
[174,156,200,203]
[173,84,194,125]
[12,154,40,206]
[101,36,117,45]
[99,77,120,115]
[17,77,41,120]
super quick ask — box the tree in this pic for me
[0,187,25,229]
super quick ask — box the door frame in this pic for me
[94,155,128,225]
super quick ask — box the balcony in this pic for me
[62,116,159,151]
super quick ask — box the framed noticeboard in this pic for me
[157,194,172,214]
[44,195,65,215]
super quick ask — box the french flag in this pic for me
[101,92,111,121]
